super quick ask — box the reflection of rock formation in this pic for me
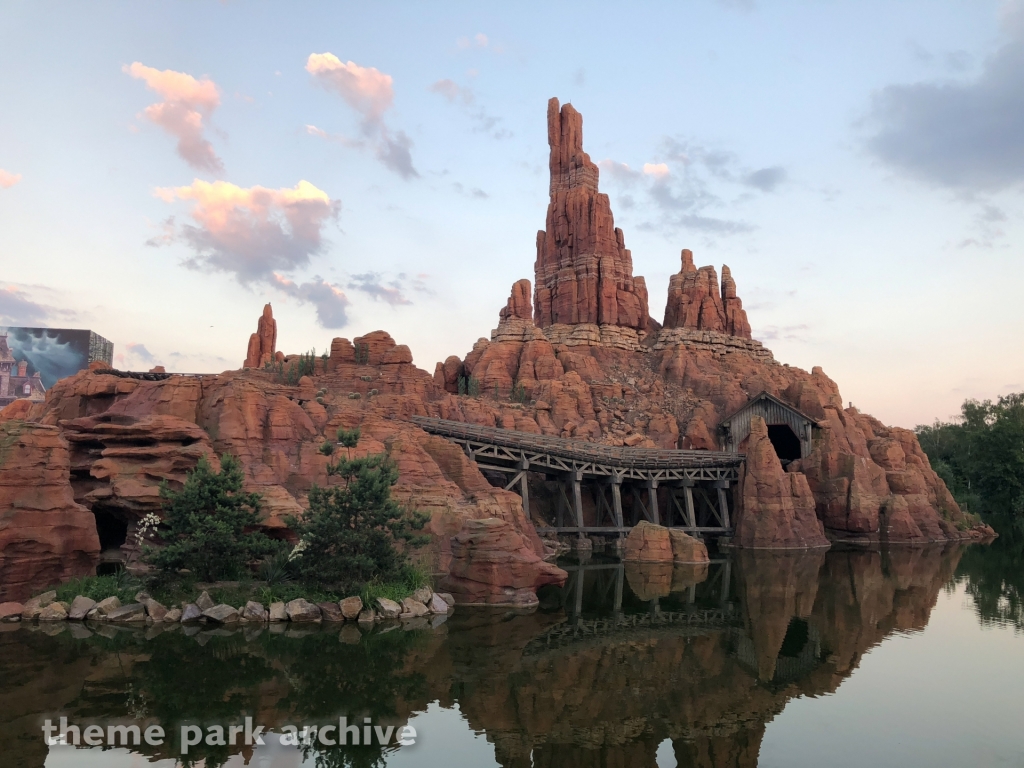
[0,544,974,767]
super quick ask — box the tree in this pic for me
[289,451,429,592]
[145,454,281,581]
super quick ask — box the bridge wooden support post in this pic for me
[518,459,530,519]
[720,559,732,606]
[572,469,585,538]
[611,473,624,537]
[713,480,731,529]
[613,563,623,613]
[680,478,696,530]
[646,478,660,526]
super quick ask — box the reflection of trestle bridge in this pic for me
[411,417,743,537]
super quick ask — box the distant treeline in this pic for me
[916,393,1024,517]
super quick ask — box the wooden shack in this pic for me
[718,391,817,462]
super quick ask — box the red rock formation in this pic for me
[500,279,533,322]
[0,421,99,601]
[533,98,649,332]
[663,249,752,338]
[442,518,567,606]
[243,303,277,368]
[734,416,829,549]
[623,520,673,562]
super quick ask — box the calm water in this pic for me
[2,532,1022,768]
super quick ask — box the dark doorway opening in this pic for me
[94,510,128,553]
[779,617,810,658]
[767,424,802,463]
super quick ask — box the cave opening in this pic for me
[767,424,802,463]
[779,617,810,658]
[93,510,128,555]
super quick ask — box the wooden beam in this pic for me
[646,478,660,525]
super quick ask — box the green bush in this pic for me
[288,452,429,592]
[144,454,283,582]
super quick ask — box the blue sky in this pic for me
[2,0,1023,427]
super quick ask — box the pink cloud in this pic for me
[305,54,393,123]
[305,53,418,179]
[0,169,22,189]
[152,179,348,327]
[124,62,223,173]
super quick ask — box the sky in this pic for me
[2,0,1024,429]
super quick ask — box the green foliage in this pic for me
[336,427,361,449]
[957,515,1024,632]
[54,569,143,605]
[321,351,329,374]
[361,564,430,605]
[355,343,370,365]
[319,440,336,456]
[511,381,528,404]
[457,375,481,397]
[917,392,1024,516]
[144,455,284,582]
[288,453,429,592]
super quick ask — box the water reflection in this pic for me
[0,544,983,767]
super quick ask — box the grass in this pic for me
[361,565,431,605]
[54,572,144,605]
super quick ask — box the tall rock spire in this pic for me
[663,249,752,339]
[533,98,649,332]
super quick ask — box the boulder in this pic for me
[143,599,168,621]
[734,416,829,549]
[163,608,182,623]
[340,596,363,620]
[38,603,68,621]
[357,609,376,624]
[623,521,673,563]
[441,518,568,607]
[0,601,24,622]
[268,602,287,622]
[285,598,321,622]
[439,593,455,607]
[203,605,240,624]
[668,529,709,563]
[90,596,122,619]
[428,593,450,614]
[180,603,203,623]
[241,601,267,622]
[20,591,57,620]
[412,586,433,605]
[195,591,215,611]
[68,596,96,620]
[106,603,147,623]
[317,602,344,622]
[400,598,429,618]
[375,598,402,619]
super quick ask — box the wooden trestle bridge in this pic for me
[410,417,744,538]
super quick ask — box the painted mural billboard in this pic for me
[0,327,114,408]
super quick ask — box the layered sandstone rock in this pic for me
[734,416,829,549]
[442,518,568,606]
[243,303,277,368]
[533,98,650,333]
[0,421,99,602]
[623,520,673,562]
[663,249,752,338]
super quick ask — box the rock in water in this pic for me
[0,602,24,622]
[442,518,568,607]
[375,598,402,619]
[195,591,215,611]
[268,602,287,622]
[623,521,673,563]
[244,303,277,368]
[428,593,450,614]
[20,591,57,619]
[668,529,710,564]
[412,587,433,605]
[106,603,147,623]
[203,605,239,624]
[143,599,168,621]
[400,598,428,618]
[241,601,267,622]
[163,608,182,623]
[533,98,649,332]
[285,598,321,622]
[68,596,96,620]
[180,603,203,623]
[340,596,363,620]
[734,416,830,549]
[38,603,68,621]
[317,602,343,622]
